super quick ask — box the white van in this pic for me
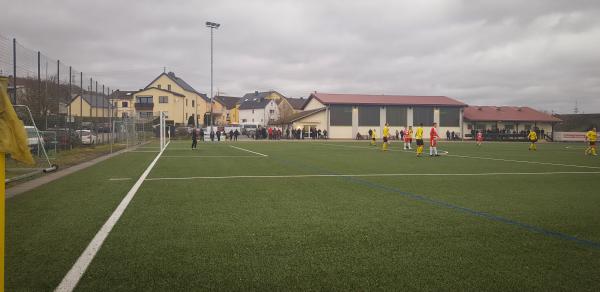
[25,126,44,149]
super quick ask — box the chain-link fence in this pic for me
[1,33,154,184]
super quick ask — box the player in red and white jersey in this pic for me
[476,131,483,147]
[430,122,440,156]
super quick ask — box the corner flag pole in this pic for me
[1,76,7,292]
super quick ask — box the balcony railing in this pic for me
[135,102,154,110]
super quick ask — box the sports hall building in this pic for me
[279,93,467,139]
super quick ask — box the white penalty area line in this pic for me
[55,141,170,292]
[144,171,600,181]
[229,145,268,157]
[108,178,132,181]
[161,155,266,158]
[317,143,600,170]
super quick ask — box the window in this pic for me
[136,96,153,104]
[252,109,255,114]
[270,109,275,114]
[439,107,460,127]
[167,84,171,91]
[139,112,153,118]
[157,84,161,89]
[252,118,254,122]
[386,106,407,126]
[122,101,128,108]
[192,100,195,107]
[413,107,434,126]
[358,106,380,126]
[330,105,352,126]
[159,96,168,103]
[186,99,188,106]
[242,119,247,123]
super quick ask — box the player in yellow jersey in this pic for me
[370,129,377,146]
[528,129,538,151]
[585,126,597,156]
[382,123,390,151]
[415,123,424,157]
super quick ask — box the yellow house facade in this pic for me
[132,87,192,123]
[68,94,111,117]
[214,95,241,125]
[144,72,209,125]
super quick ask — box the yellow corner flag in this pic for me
[0,77,34,165]
[1,76,34,292]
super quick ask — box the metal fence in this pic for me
[1,33,155,183]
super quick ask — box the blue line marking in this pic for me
[270,153,600,251]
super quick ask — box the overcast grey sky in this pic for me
[2,0,599,113]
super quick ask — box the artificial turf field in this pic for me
[6,140,600,291]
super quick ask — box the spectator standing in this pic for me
[216,130,221,142]
[234,129,239,141]
[229,130,234,141]
[210,130,215,142]
[199,128,204,141]
[446,130,451,140]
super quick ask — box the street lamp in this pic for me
[206,21,220,134]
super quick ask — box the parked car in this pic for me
[25,126,45,150]
[76,130,97,145]
[241,124,258,137]
[46,127,81,149]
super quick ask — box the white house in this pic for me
[238,97,280,126]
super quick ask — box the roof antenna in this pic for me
[163,66,166,73]
[574,100,579,114]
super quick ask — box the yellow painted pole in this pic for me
[0,152,4,292]
[0,75,6,292]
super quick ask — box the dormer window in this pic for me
[168,84,171,91]
[157,84,161,89]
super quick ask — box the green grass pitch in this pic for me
[6,140,600,291]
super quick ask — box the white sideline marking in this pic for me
[230,145,268,157]
[144,171,600,181]
[161,155,266,158]
[318,143,600,170]
[55,141,169,292]
[108,178,132,181]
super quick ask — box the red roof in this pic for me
[309,93,466,107]
[464,106,561,122]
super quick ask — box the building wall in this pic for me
[304,98,325,110]
[112,99,135,118]
[68,97,92,117]
[147,74,209,126]
[133,88,192,124]
[291,110,327,132]
[239,108,265,125]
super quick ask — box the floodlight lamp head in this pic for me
[205,21,220,29]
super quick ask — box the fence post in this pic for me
[37,51,41,121]
[68,66,71,126]
[57,60,60,120]
[12,38,17,105]
[102,84,105,144]
[94,80,97,119]
[79,72,82,123]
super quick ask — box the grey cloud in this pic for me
[1,0,599,112]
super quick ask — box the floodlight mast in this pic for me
[206,21,220,134]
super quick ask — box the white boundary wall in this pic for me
[554,132,598,142]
